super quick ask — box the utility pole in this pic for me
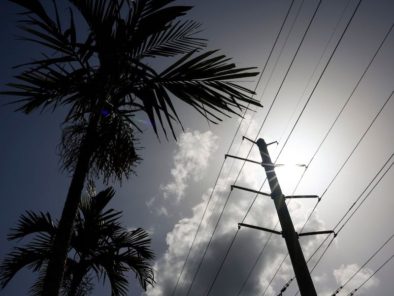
[256,138,317,296]
[227,137,334,295]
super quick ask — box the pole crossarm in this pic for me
[225,154,262,165]
[231,185,271,197]
[298,230,336,237]
[238,223,282,235]
[242,136,257,144]
[285,195,319,199]
[225,154,287,167]
[242,136,279,147]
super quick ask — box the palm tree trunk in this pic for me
[42,116,98,296]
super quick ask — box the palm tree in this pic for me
[3,0,261,294]
[0,187,155,296]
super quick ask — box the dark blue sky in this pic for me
[1,1,394,295]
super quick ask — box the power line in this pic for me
[260,20,394,295]
[242,0,306,139]
[335,159,394,234]
[331,233,394,295]
[346,253,394,296]
[272,0,362,168]
[236,0,368,294]
[198,1,327,294]
[280,140,393,296]
[274,0,353,149]
[288,22,393,211]
[177,0,390,294]
[287,156,394,296]
[203,0,366,292]
[301,89,393,232]
[177,1,310,294]
[169,1,298,293]
[226,0,304,179]
[235,0,356,293]
[245,6,366,290]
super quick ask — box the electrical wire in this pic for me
[260,20,394,295]
[236,0,368,294]
[346,253,394,296]
[200,1,327,294]
[176,0,307,294]
[235,0,356,293]
[178,0,390,294]
[331,233,394,295]
[301,89,393,233]
[169,1,298,293]
[288,156,394,296]
[203,0,366,292]
[335,159,394,234]
[224,0,304,187]
[289,22,393,215]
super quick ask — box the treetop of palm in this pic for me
[0,187,155,295]
[3,0,261,181]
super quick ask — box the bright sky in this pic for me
[0,0,393,295]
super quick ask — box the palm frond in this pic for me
[60,116,141,182]
[8,211,56,240]
[131,50,260,137]
[1,187,154,293]
[121,253,155,290]
[0,247,48,288]
[125,0,200,58]
[93,252,129,296]
[127,0,191,39]
[69,0,119,32]
[3,64,91,116]
[11,0,79,56]
[30,267,46,296]
[119,228,154,260]
[133,20,206,59]
[90,187,115,213]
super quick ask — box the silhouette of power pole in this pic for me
[227,137,334,295]
[256,138,316,295]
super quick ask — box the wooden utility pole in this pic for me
[256,138,317,296]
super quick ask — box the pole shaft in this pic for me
[256,138,317,296]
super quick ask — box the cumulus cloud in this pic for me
[332,264,379,295]
[144,111,329,295]
[146,132,326,296]
[161,130,219,202]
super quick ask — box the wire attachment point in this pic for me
[242,136,257,144]
[266,141,279,146]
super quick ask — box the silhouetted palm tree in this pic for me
[3,0,261,293]
[0,187,154,296]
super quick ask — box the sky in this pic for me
[0,0,393,295]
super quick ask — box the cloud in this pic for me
[161,130,219,203]
[146,136,326,296]
[332,263,379,295]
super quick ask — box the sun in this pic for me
[273,148,308,195]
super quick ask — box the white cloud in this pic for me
[161,130,218,202]
[146,131,326,296]
[332,264,379,295]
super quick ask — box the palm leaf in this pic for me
[0,247,49,288]
[92,251,129,296]
[3,64,91,116]
[1,187,154,293]
[133,20,206,59]
[30,267,46,296]
[8,211,56,240]
[11,0,80,56]
[129,50,260,136]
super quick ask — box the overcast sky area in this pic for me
[0,0,393,295]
